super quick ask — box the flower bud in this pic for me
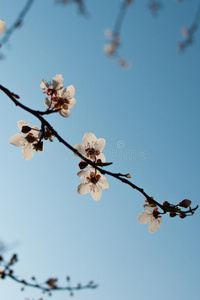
[146,197,156,207]
[179,212,186,219]
[21,126,31,134]
[169,212,177,217]
[78,161,88,169]
[163,201,170,207]
[178,199,191,208]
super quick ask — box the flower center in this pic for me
[87,172,101,184]
[25,133,38,144]
[152,208,160,219]
[85,148,100,160]
[53,97,69,109]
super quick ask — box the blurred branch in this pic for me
[178,3,200,52]
[55,0,87,15]
[104,0,132,68]
[0,0,35,48]
[0,254,97,297]
[148,0,163,16]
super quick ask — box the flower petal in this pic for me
[95,138,106,152]
[68,97,76,109]
[148,217,162,233]
[44,97,53,108]
[143,204,152,211]
[77,170,90,180]
[40,79,48,90]
[137,210,153,224]
[30,126,41,138]
[90,184,102,201]
[73,143,86,157]
[0,20,6,36]
[83,133,97,148]
[98,176,109,190]
[59,109,70,118]
[97,153,106,163]
[22,143,34,160]
[66,85,75,99]
[77,182,91,195]
[52,74,63,90]
[9,134,25,147]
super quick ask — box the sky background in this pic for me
[0,0,200,299]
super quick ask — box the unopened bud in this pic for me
[179,212,186,219]
[11,93,20,99]
[163,201,170,207]
[21,126,31,134]
[178,199,191,208]
[146,197,156,207]
[169,212,177,218]
[79,161,88,169]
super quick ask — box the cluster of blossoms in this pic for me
[74,133,109,201]
[178,24,198,52]
[9,121,54,160]
[40,74,76,118]
[0,19,6,47]
[138,204,162,233]
[9,75,75,160]
[9,121,43,160]
[138,198,194,233]
[7,75,197,232]
[104,29,131,69]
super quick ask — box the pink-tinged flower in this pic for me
[117,58,131,69]
[181,27,189,37]
[0,19,6,36]
[104,28,113,38]
[77,169,109,201]
[104,43,117,57]
[138,204,162,233]
[9,121,42,160]
[40,74,63,95]
[74,133,106,163]
[44,85,76,118]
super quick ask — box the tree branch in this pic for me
[0,83,197,218]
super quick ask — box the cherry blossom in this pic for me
[40,74,64,95]
[77,168,109,201]
[137,204,162,233]
[9,121,42,160]
[104,43,117,57]
[74,133,106,163]
[181,27,189,37]
[0,19,6,36]
[44,85,76,118]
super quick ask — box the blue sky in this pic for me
[0,0,200,299]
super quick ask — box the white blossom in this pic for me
[104,43,117,57]
[77,169,109,201]
[44,85,76,117]
[9,121,42,160]
[137,204,162,233]
[40,74,64,94]
[181,27,189,37]
[74,132,106,163]
[0,19,6,36]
